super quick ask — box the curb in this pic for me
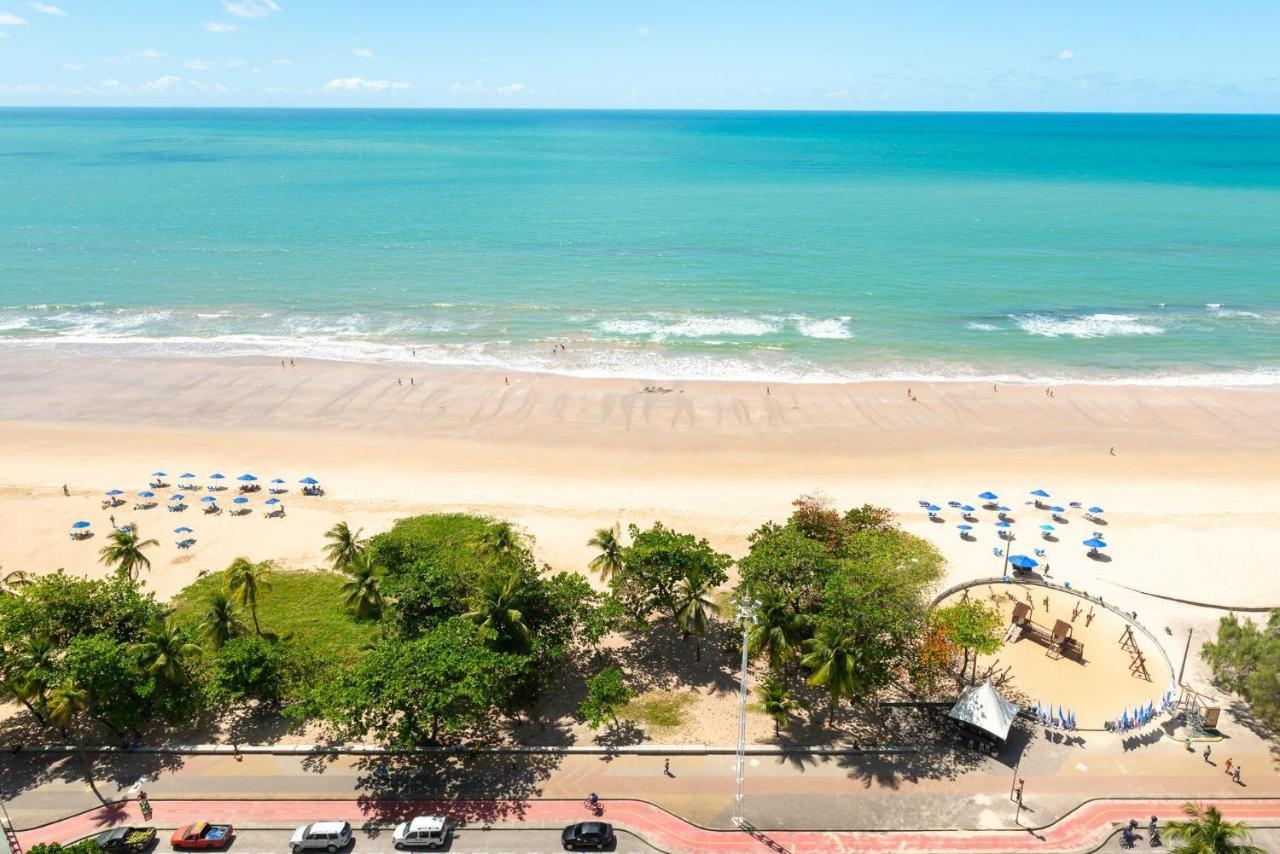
[11,743,919,757]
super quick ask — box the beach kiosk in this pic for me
[949,682,1020,751]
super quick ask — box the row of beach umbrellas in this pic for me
[1035,701,1077,730]
[929,490,1109,557]
[1113,687,1177,732]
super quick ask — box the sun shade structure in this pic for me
[265,498,281,505]
[138,491,155,498]
[152,471,167,477]
[1008,554,1039,569]
[106,489,123,496]
[978,491,998,501]
[299,476,319,485]
[1030,489,1050,498]
[71,521,91,529]
[949,681,1020,742]
[233,496,249,504]
[1083,537,1108,549]
[209,473,225,480]
[238,474,257,481]
[201,496,218,503]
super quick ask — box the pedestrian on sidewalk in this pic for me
[1203,744,1212,763]
[664,758,672,777]
[1183,736,1193,752]
[1224,757,1233,775]
[1233,765,1242,785]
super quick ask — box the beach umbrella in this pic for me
[1088,506,1104,514]
[995,520,1012,528]
[238,474,257,482]
[180,473,196,479]
[961,504,975,513]
[1082,537,1107,549]
[106,489,123,496]
[299,476,319,485]
[270,478,285,484]
[71,520,91,529]
[1069,501,1082,509]
[200,496,218,503]
[925,504,941,512]
[138,491,155,498]
[1030,489,1050,498]
[1039,523,1055,532]
[152,471,167,477]
[209,473,225,480]
[1049,505,1065,514]
[978,491,998,501]
[997,505,1011,512]
[1008,555,1038,569]
[957,524,973,531]
[233,496,249,505]
[170,494,185,501]
[174,526,193,534]
[265,498,281,505]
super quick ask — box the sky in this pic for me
[0,1,1278,111]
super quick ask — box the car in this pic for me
[171,822,234,849]
[561,821,615,850]
[94,827,157,853]
[391,815,449,850]
[288,821,352,854]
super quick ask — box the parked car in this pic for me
[94,827,157,853]
[171,822,234,849]
[391,816,449,850]
[289,821,352,854]
[561,822,615,850]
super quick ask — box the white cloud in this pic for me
[143,75,182,92]
[635,25,651,37]
[203,21,240,32]
[0,11,28,24]
[352,47,373,59]
[29,1,64,15]
[99,78,120,89]
[1056,48,1076,61]
[63,62,85,71]
[324,76,411,92]
[185,58,214,71]
[271,56,292,65]
[223,0,281,19]
[496,82,527,96]
[131,48,164,61]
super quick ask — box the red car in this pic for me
[171,823,234,849]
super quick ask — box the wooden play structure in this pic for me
[1008,604,1085,662]
[1119,624,1151,681]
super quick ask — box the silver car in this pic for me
[289,821,351,854]
[392,816,449,849]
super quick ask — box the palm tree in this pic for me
[464,571,530,652]
[747,592,805,683]
[756,676,800,737]
[801,623,860,724]
[130,618,202,686]
[8,634,55,724]
[674,568,721,661]
[198,591,248,649]
[1166,803,1264,854]
[341,552,385,620]
[97,527,159,582]
[46,677,106,804]
[586,525,624,581]
[474,521,522,564]
[0,567,31,595]
[223,557,274,636]
[323,521,367,572]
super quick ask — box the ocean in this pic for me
[1,108,1278,385]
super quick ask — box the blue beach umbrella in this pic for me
[925,504,941,512]
[106,489,123,496]
[71,520,91,529]
[174,526,193,534]
[1083,537,1107,549]
[152,471,167,477]
[978,491,998,500]
[1030,489,1050,498]
[209,473,225,480]
[180,473,197,479]
[1008,555,1039,569]
[957,524,973,531]
[1039,523,1055,532]
[299,476,319,485]
[238,474,257,482]
[265,498,281,505]
[1088,506,1105,514]
[233,496,249,505]
[138,491,155,498]
[200,495,218,503]
[170,494,185,501]
[995,520,1012,528]
[997,505,1011,513]
[960,504,975,513]
[271,478,285,484]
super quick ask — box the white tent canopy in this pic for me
[948,681,1020,741]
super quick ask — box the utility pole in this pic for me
[1178,627,1194,685]
[731,595,760,828]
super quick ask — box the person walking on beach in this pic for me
[1109,446,1116,456]
[410,377,415,386]
[290,358,295,367]
[109,514,116,528]
[62,483,69,497]
[397,378,402,385]
[1203,744,1212,763]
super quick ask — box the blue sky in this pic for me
[0,1,1278,111]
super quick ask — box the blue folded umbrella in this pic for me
[200,495,218,503]
[238,474,257,481]
[174,526,193,534]
[233,496,249,504]
[1083,537,1107,548]
[1030,489,1050,497]
[978,491,998,501]
[106,489,123,496]
[138,491,155,498]
[997,505,1011,512]
[265,498,281,505]
[71,520,91,529]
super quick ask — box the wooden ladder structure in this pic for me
[1119,625,1151,681]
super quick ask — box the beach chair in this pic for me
[993,547,1004,557]
[1034,548,1046,557]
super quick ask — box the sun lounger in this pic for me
[167,504,185,512]
[202,505,221,515]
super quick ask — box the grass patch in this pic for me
[170,569,378,679]
[626,690,697,730]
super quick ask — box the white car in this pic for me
[289,821,352,854]
[392,816,449,850]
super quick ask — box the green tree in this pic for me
[747,592,807,684]
[673,568,721,661]
[2,633,55,723]
[28,841,104,854]
[58,633,154,736]
[97,527,159,582]
[130,618,202,686]
[934,600,1004,683]
[223,557,274,636]
[587,525,624,581]
[1165,802,1265,854]
[198,591,248,649]
[341,552,386,620]
[756,676,799,736]
[612,522,731,622]
[464,571,531,653]
[46,676,108,803]
[474,521,523,564]
[1,567,31,595]
[737,522,833,615]
[210,635,288,706]
[579,666,632,730]
[801,622,860,723]
[323,521,367,572]
[1202,611,1280,729]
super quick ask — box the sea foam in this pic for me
[1014,313,1164,338]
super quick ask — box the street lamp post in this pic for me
[731,595,760,828]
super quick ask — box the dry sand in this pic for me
[0,350,1278,735]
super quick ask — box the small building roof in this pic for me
[948,681,1020,742]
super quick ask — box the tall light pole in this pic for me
[731,594,760,828]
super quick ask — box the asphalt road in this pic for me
[133,826,662,854]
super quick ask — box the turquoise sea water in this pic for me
[1,108,1278,384]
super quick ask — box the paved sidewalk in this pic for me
[17,798,1280,854]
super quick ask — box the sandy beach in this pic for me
[1,349,1279,703]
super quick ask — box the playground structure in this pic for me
[935,577,1175,728]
